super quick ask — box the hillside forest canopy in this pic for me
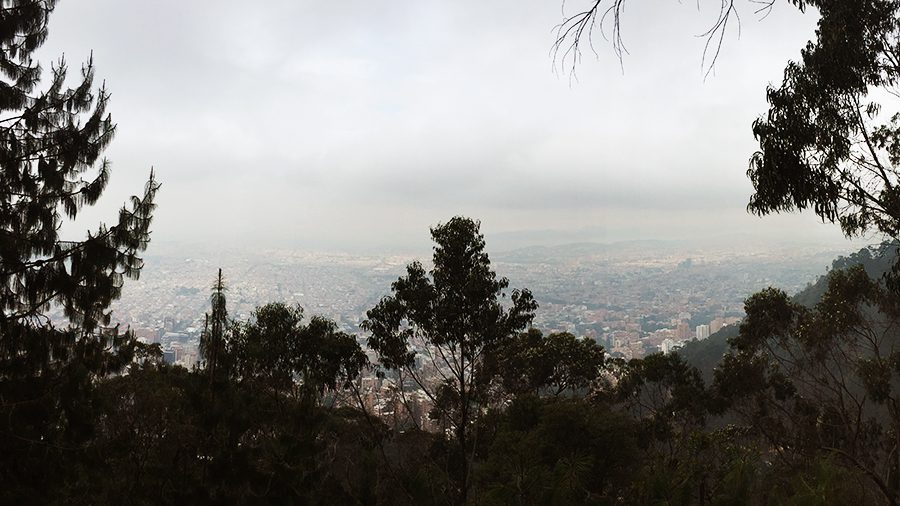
[4,0,900,504]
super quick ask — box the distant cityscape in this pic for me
[39,239,858,430]
[69,240,843,371]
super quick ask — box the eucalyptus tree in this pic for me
[230,302,367,404]
[363,216,537,503]
[715,265,900,505]
[556,0,900,250]
[492,329,607,398]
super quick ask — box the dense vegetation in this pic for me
[11,231,900,504]
[5,0,900,504]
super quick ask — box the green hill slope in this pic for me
[677,242,899,381]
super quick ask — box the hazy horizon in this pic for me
[143,228,876,261]
[36,1,862,254]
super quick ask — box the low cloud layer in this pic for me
[42,0,849,252]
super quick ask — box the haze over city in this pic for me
[38,0,860,253]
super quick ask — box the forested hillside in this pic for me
[680,242,900,381]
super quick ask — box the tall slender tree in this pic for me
[363,217,537,503]
[200,268,228,384]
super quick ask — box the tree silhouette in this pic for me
[0,1,158,335]
[552,0,792,77]
[0,0,158,497]
[230,302,367,404]
[747,1,900,239]
[554,0,900,250]
[363,216,537,503]
[715,265,900,505]
[491,328,606,398]
[200,268,229,385]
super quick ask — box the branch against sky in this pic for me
[552,0,795,79]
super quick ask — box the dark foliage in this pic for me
[363,216,537,503]
[473,396,639,505]
[0,1,158,498]
[231,302,368,403]
[714,264,900,505]
[490,328,606,398]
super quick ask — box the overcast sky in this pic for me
[40,0,865,253]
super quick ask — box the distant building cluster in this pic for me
[135,328,201,369]
[607,315,739,358]
[84,244,831,427]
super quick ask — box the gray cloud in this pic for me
[42,0,848,252]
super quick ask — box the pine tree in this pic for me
[0,0,159,356]
[0,1,159,495]
[200,268,229,384]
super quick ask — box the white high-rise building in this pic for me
[660,338,676,354]
[696,324,710,340]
